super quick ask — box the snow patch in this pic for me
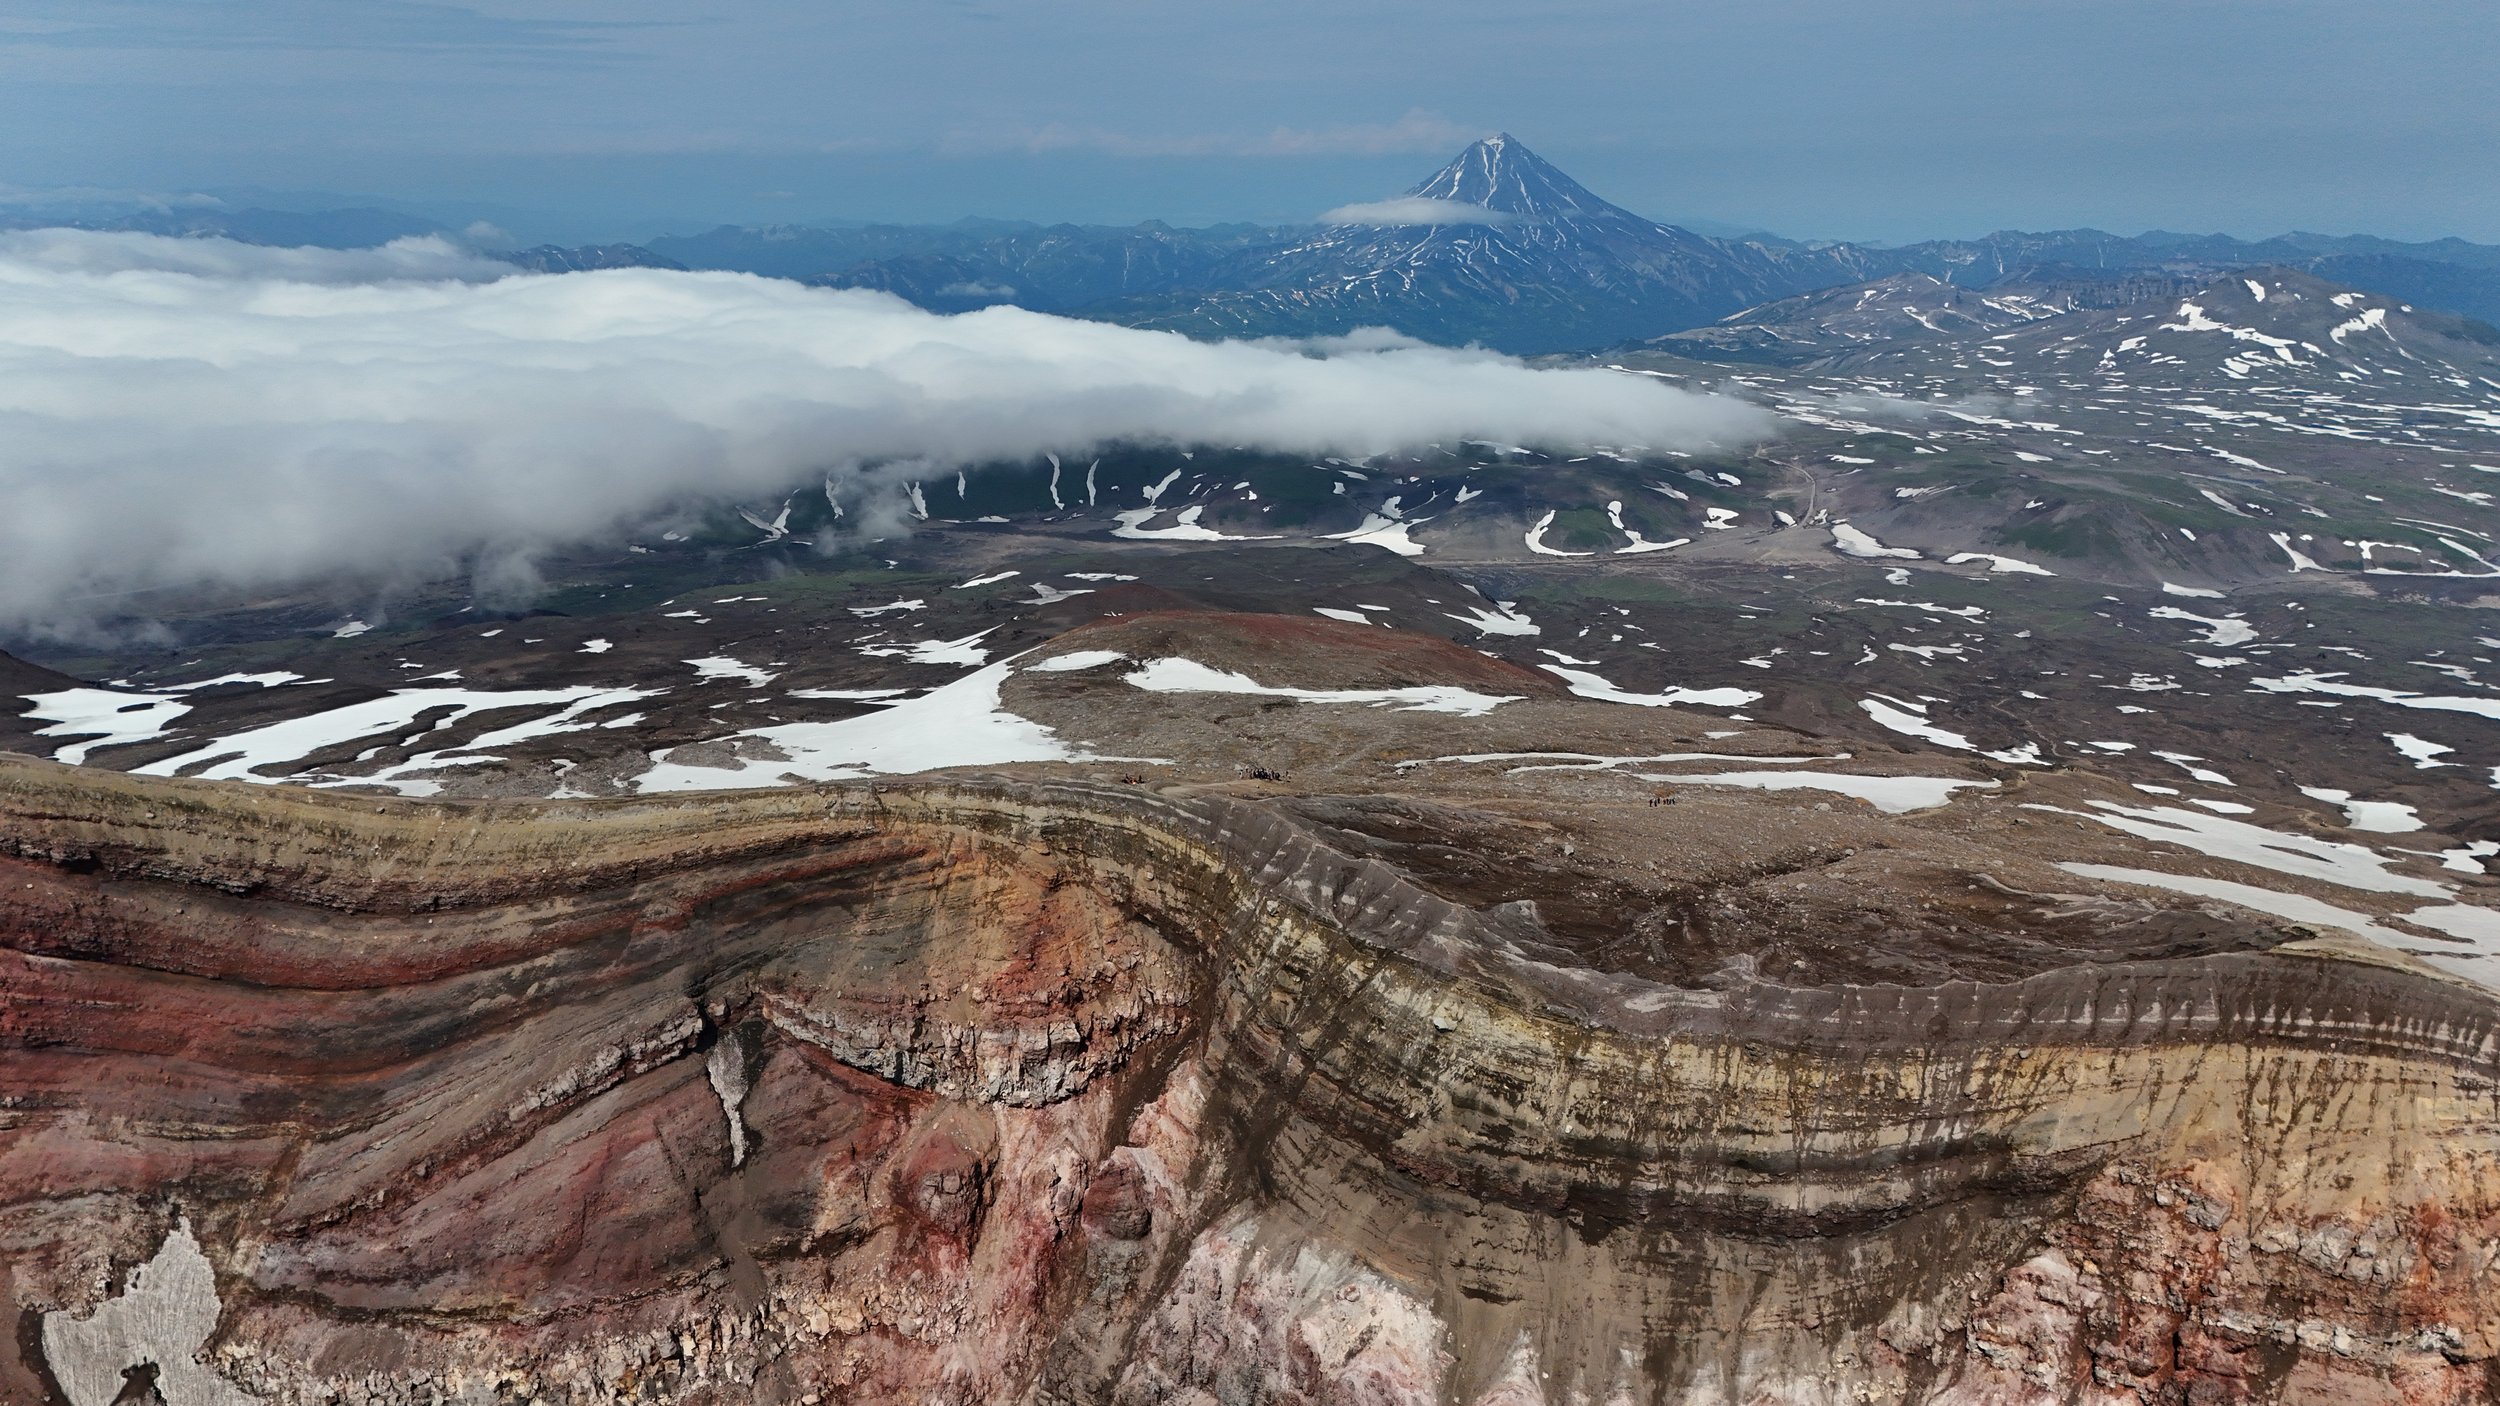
[2269,532,2327,572]
[20,688,190,765]
[1524,510,1593,557]
[2250,672,2500,723]
[1026,650,1125,674]
[1328,514,1427,556]
[41,1222,254,1406]
[1112,506,1278,542]
[1830,523,1921,560]
[1653,771,1993,813]
[687,656,777,687]
[2149,606,2256,648]
[1858,695,2042,765]
[1125,656,1516,716]
[1539,664,1758,709]
[136,685,659,787]
[2035,801,2445,896]
[637,659,1123,791]
[1445,601,1539,637]
[857,630,997,667]
[2059,864,2414,944]
[2298,787,2423,833]
[2390,733,2456,768]
[1945,552,2054,576]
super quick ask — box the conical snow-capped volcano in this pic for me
[1406,134,1632,220]
[1110,137,1883,354]
[799,136,1892,354]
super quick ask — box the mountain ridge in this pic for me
[788,139,2500,348]
[1047,137,1900,353]
[20,139,2500,349]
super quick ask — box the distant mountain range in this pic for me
[14,138,2500,352]
[1068,135,1896,354]
[1640,268,2221,364]
[684,137,2500,352]
[493,243,686,274]
[1610,261,2500,591]
[1802,264,2500,388]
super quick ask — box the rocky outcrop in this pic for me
[3,754,2495,1404]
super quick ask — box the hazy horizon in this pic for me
[4,1,2496,247]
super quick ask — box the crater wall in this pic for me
[2,756,2494,1404]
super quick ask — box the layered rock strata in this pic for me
[2,755,2495,1404]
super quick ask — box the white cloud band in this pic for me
[1316,197,1516,227]
[0,230,1770,626]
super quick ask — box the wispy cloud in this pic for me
[1245,110,1489,157]
[950,109,1486,159]
[1317,197,1513,227]
[0,230,1771,628]
[0,183,224,212]
[0,1,664,61]
[0,228,505,281]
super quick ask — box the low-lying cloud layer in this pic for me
[0,230,1770,628]
[0,229,510,284]
[1316,197,1515,227]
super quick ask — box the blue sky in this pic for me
[3,0,2495,244]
